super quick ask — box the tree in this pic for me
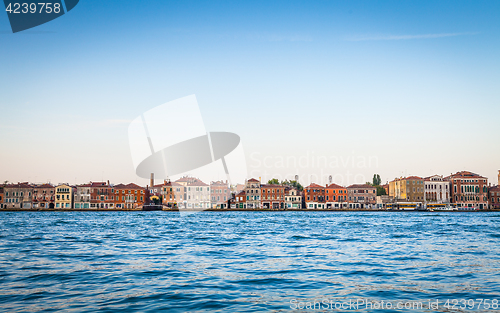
[267,178,303,191]
[376,186,387,196]
[268,178,280,185]
[282,179,304,191]
[372,174,381,186]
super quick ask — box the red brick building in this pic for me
[445,171,488,210]
[489,185,500,210]
[488,170,500,210]
[261,184,286,209]
[304,183,326,209]
[233,190,246,209]
[90,182,114,209]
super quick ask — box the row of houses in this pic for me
[232,179,377,210]
[0,177,234,210]
[1,170,499,210]
[233,170,500,210]
[386,171,500,210]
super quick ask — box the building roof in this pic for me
[126,183,144,189]
[305,183,324,189]
[445,171,486,180]
[90,182,109,187]
[326,183,345,189]
[236,190,246,197]
[210,180,229,186]
[489,185,500,191]
[248,178,260,183]
[406,176,423,180]
[347,184,375,189]
[34,184,54,188]
[260,184,285,188]
[5,183,33,189]
[187,180,208,187]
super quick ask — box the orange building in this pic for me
[161,181,183,207]
[325,183,348,208]
[114,183,145,209]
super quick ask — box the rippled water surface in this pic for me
[1,212,500,312]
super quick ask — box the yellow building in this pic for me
[389,176,425,202]
[55,184,74,209]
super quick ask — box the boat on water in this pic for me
[142,204,163,211]
[425,203,457,211]
[387,202,424,211]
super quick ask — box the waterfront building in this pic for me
[32,184,55,209]
[210,180,230,209]
[3,183,33,209]
[245,178,261,209]
[325,183,348,209]
[185,179,210,209]
[489,185,500,210]
[90,181,114,209]
[284,187,302,209]
[0,186,3,209]
[261,184,286,209]
[376,195,394,209]
[445,171,488,210]
[424,175,451,204]
[233,190,246,209]
[74,183,91,209]
[492,171,500,210]
[347,184,377,209]
[389,176,425,202]
[114,183,145,209]
[54,184,74,209]
[161,180,183,207]
[304,183,325,209]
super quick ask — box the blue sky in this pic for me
[1,0,499,186]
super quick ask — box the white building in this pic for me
[74,183,91,209]
[285,188,302,209]
[186,180,210,209]
[174,177,210,209]
[424,175,451,203]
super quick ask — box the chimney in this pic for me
[150,173,154,188]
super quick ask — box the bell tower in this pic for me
[498,170,500,186]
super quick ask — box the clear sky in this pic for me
[1,0,499,187]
